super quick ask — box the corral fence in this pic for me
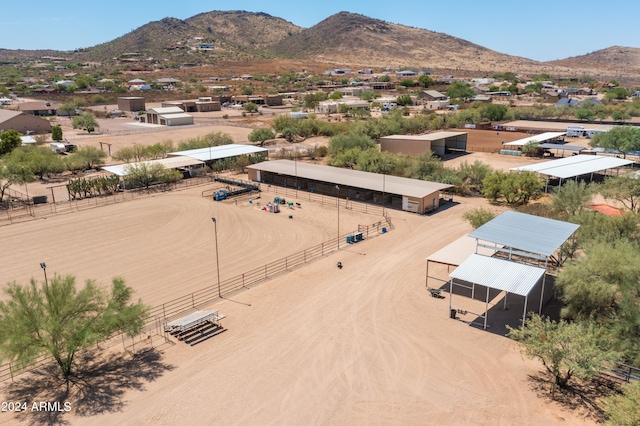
[259,185,385,217]
[466,146,501,153]
[0,175,218,227]
[0,215,391,384]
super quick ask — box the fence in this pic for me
[260,185,385,216]
[0,175,218,227]
[0,214,391,384]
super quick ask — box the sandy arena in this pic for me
[0,121,598,425]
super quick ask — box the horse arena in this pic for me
[0,121,595,425]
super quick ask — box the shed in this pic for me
[380,132,467,156]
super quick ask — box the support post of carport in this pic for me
[539,259,548,315]
[425,260,429,288]
[484,286,490,330]
[522,295,528,327]
[449,278,453,313]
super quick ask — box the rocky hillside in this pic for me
[0,10,638,80]
[548,46,640,76]
[76,11,302,63]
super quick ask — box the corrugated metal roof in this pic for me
[450,254,545,297]
[538,143,585,151]
[102,157,204,176]
[247,160,453,199]
[511,154,633,179]
[468,211,579,257]
[426,235,498,266]
[380,131,467,141]
[169,144,268,162]
[504,132,566,146]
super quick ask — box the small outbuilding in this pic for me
[141,107,194,126]
[380,132,467,157]
[117,96,146,112]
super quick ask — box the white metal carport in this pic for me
[449,254,546,329]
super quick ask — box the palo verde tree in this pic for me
[556,241,640,365]
[73,145,107,170]
[242,102,258,114]
[248,128,275,146]
[125,163,183,189]
[482,170,543,205]
[72,111,99,134]
[507,314,619,391]
[0,274,148,386]
[589,126,640,158]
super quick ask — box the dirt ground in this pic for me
[0,184,597,425]
[0,116,602,425]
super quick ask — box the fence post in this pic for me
[9,363,13,383]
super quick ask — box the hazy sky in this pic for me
[1,0,637,62]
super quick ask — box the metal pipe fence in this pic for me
[0,215,390,384]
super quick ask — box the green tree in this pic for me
[71,112,99,133]
[0,155,35,201]
[241,86,254,95]
[507,314,619,390]
[600,173,640,211]
[176,132,233,151]
[456,160,493,195]
[328,91,343,100]
[590,126,640,158]
[377,74,391,82]
[0,275,148,385]
[521,141,540,157]
[463,207,496,228]
[417,74,434,88]
[605,87,630,100]
[480,104,508,121]
[51,125,63,141]
[248,128,276,146]
[600,381,640,425]
[399,79,415,88]
[6,146,65,180]
[243,102,258,114]
[328,132,376,157]
[549,180,592,219]
[303,92,328,111]
[125,163,183,189]
[0,130,22,156]
[396,94,413,106]
[59,102,78,116]
[74,145,107,170]
[574,107,596,121]
[482,170,542,205]
[446,81,475,100]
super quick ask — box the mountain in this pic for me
[547,46,640,75]
[77,11,302,62]
[272,12,551,72]
[0,10,637,80]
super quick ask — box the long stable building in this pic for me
[247,160,453,214]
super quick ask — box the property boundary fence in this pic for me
[0,214,391,384]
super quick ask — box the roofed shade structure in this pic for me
[468,211,579,259]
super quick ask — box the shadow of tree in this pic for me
[2,348,174,425]
[527,372,618,423]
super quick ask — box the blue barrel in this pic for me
[382,227,387,233]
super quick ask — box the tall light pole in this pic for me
[335,185,340,249]
[40,262,48,286]
[211,218,221,298]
